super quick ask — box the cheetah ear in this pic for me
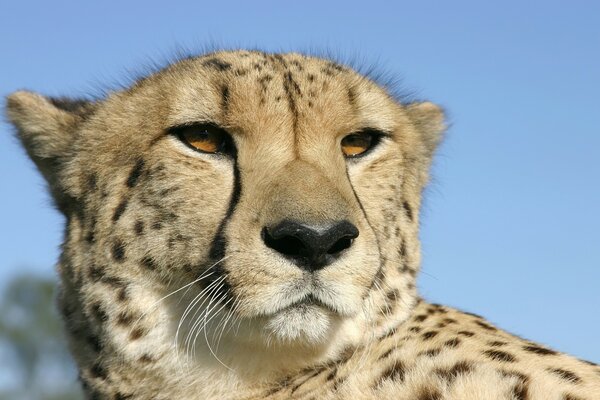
[5,91,95,211]
[405,101,446,159]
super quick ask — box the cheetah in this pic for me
[6,50,600,400]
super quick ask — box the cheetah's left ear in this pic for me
[405,102,446,159]
[5,91,95,212]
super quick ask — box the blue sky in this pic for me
[1,0,599,363]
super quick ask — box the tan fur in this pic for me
[6,50,600,399]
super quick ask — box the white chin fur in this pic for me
[264,304,332,344]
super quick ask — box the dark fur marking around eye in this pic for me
[484,350,517,362]
[523,344,558,355]
[205,146,241,302]
[112,198,128,222]
[547,368,582,384]
[202,58,232,71]
[126,159,145,188]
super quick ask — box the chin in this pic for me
[263,304,339,345]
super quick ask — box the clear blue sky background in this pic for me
[1,0,599,363]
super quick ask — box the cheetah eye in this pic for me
[341,130,383,158]
[171,123,232,155]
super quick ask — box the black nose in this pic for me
[262,220,359,272]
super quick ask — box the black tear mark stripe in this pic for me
[205,148,242,303]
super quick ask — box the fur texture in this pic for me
[6,50,600,399]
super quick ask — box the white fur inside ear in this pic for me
[6,91,80,159]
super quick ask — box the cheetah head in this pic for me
[6,51,444,365]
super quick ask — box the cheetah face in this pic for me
[7,51,444,349]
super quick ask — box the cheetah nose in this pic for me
[262,220,359,272]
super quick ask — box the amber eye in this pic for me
[341,131,380,157]
[172,124,231,154]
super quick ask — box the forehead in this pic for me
[146,51,400,135]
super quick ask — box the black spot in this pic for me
[547,368,581,384]
[86,334,102,353]
[202,58,232,71]
[402,201,413,221]
[408,326,422,333]
[90,363,107,380]
[414,314,428,322]
[421,331,438,340]
[134,220,144,235]
[444,338,461,348]
[112,199,128,222]
[88,265,105,281]
[523,344,557,355]
[114,393,133,400]
[112,241,125,262]
[458,330,475,337]
[221,85,230,114]
[378,348,395,360]
[483,350,517,362]
[562,394,584,400]
[129,327,146,341]
[475,320,497,331]
[87,173,98,191]
[116,311,135,326]
[419,348,441,357]
[488,341,507,347]
[140,256,157,271]
[416,387,442,400]
[378,361,405,384]
[512,381,529,400]
[91,302,108,322]
[434,361,473,383]
[126,159,145,188]
[464,311,484,319]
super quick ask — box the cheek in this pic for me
[117,160,234,277]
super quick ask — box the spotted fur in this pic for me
[6,50,600,399]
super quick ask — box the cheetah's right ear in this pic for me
[405,101,446,160]
[5,91,95,211]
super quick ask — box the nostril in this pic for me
[262,220,359,272]
[262,228,307,257]
[327,236,353,255]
